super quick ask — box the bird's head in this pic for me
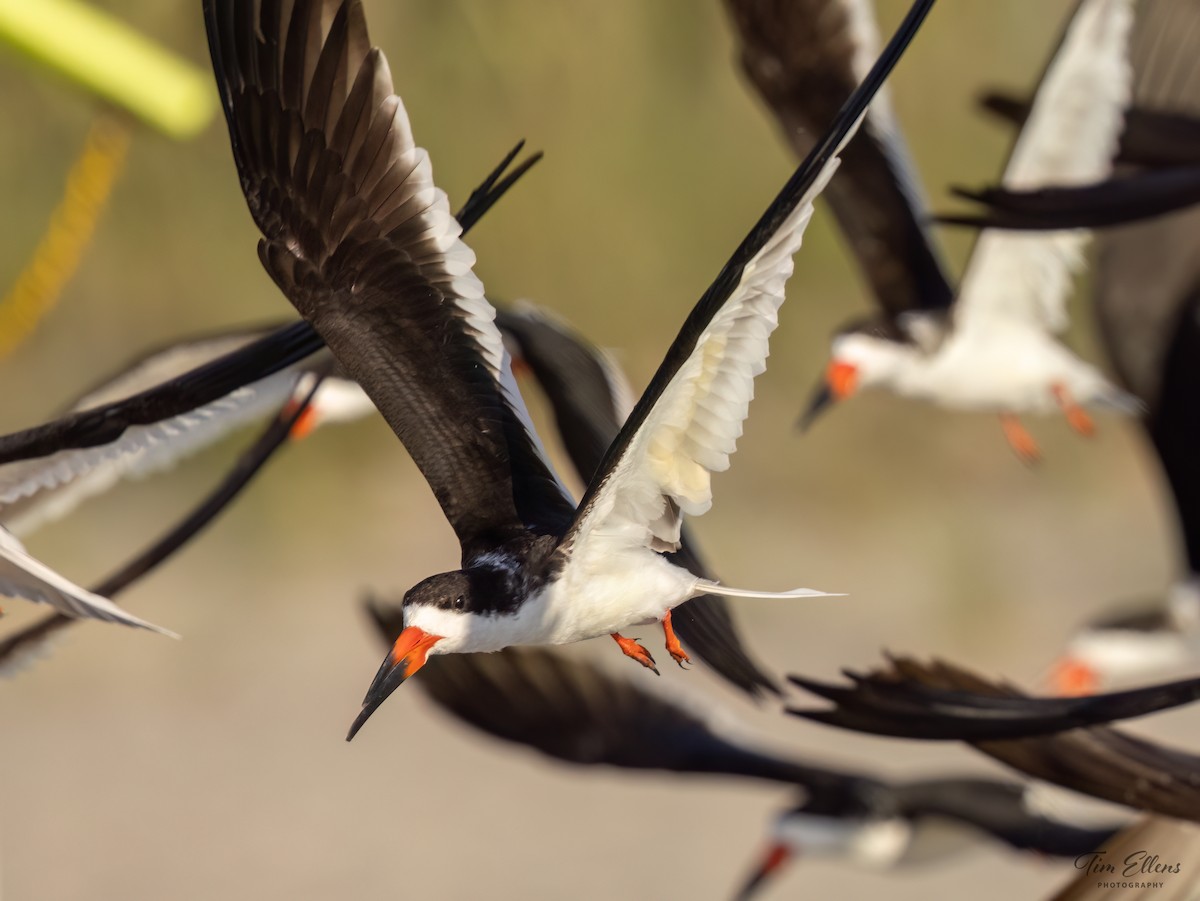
[346,571,475,741]
[798,319,916,430]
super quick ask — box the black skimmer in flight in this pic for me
[0,146,537,671]
[365,597,1122,899]
[723,0,954,319]
[203,0,937,741]
[932,0,1200,696]
[800,0,1141,464]
[787,655,1200,822]
[497,303,779,697]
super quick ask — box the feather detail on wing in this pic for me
[955,0,1134,337]
[0,368,304,535]
[567,177,830,558]
[206,0,573,552]
[0,529,174,634]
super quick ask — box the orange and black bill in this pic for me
[735,843,792,900]
[346,627,442,741]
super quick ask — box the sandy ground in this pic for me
[3,1,1198,899]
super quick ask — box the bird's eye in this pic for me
[454,596,465,610]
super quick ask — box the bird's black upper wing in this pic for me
[893,778,1120,857]
[0,319,322,465]
[939,167,1200,231]
[206,0,572,557]
[724,0,953,317]
[788,656,1200,823]
[788,656,1200,740]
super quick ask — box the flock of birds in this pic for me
[5,0,1200,897]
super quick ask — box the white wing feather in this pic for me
[0,528,174,634]
[955,0,1135,336]
[570,146,848,558]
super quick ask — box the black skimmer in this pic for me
[497,303,779,697]
[787,655,1200,822]
[364,597,1122,898]
[723,0,953,318]
[932,0,1200,696]
[0,142,533,666]
[800,0,1141,463]
[202,0,937,742]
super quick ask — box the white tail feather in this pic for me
[695,580,843,600]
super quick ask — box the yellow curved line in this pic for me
[0,115,131,359]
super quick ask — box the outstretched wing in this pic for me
[725,0,953,317]
[954,0,1134,337]
[206,0,572,558]
[0,326,312,534]
[787,656,1200,740]
[0,529,172,635]
[562,0,934,561]
[939,166,1200,231]
[787,656,1200,823]
[497,304,779,697]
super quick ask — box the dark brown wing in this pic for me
[938,167,1200,231]
[788,656,1200,823]
[206,0,572,557]
[724,0,953,316]
[1094,0,1200,410]
[367,596,845,785]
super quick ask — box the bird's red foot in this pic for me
[661,610,691,668]
[1000,413,1041,464]
[1052,384,1095,437]
[611,633,659,675]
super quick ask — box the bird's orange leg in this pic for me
[1052,384,1095,437]
[661,610,691,668]
[999,414,1041,464]
[611,633,659,675]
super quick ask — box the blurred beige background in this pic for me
[1,1,1193,899]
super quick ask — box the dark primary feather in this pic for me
[567,0,936,544]
[787,656,1200,823]
[1152,294,1200,572]
[0,136,538,471]
[0,319,323,465]
[724,0,953,317]
[939,167,1200,231]
[206,0,572,558]
[788,657,1200,740]
[496,306,779,698]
